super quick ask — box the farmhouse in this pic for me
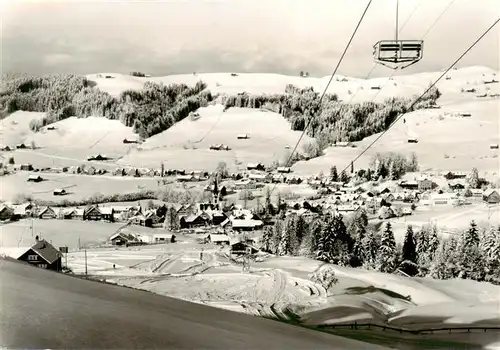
[53,188,67,196]
[12,203,34,218]
[417,178,435,191]
[230,241,259,255]
[0,206,15,221]
[16,143,27,149]
[208,234,230,245]
[87,154,108,161]
[123,138,139,144]
[177,174,194,182]
[429,193,458,205]
[84,206,102,221]
[180,214,209,229]
[247,163,265,171]
[109,232,141,246]
[38,206,57,219]
[17,237,62,271]
[231,219,264,231]
[277,167,292,174]
[153,233,175,243]
[483,189,500,204]
[100,207,115,222]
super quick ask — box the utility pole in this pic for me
[84,248,88,277]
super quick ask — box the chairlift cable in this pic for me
[339,17,500,175]
[268,0,373,196]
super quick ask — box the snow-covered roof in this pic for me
[231,219,263,228]
[209,234,230,242]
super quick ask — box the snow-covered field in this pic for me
[1,66,497,176]
[118,105,313,171]
[60,238,500,336]
[388,203,500,243]
[0,172,160,203]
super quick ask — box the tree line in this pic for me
[221,84,441,146]
[261,210,500,285]
[1,74,213,139]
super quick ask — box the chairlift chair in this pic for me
[373,0,424,70]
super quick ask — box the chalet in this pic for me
[128,214,146,226]
[177,174,194,182]
[448,182,465,191]
[207,234,230,245]
[248,173,267,182]
[12,202,34,218]
[87,154,108,161]
[272,174,284,183]
[0,206,15,221]
[470,189,483,198]
[84,206,102,221]
[286,176,302,185]
[100,207,115,222]
[59,208,77,220]
[483,189,500,204]
[231,219,264,232]
[109,232,141,246]
[53,188,67,196]
[417,178,434,191]
[490,144,499,150]
[38,206,57,219]
[20,164,34,171]
[237,134,250,140]
[277,167,292,174]
[247,163,265,171]
[444,171,467,180]
[153,233,176,243]
[123,138,139,144]
[17,238,62,271]
[429,193,457,205]
[0,144,11,151]
[180,214,209,229]
[407,138,418,143]
[16,143,27,149]
[144,210,161,227]
[230,241,259,255]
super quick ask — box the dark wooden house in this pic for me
[84,206,102,221]
[17,238,62,271]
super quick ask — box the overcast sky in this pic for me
[2,0,499,78]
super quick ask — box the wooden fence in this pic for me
[318,323,500,335]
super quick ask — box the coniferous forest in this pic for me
[260,204,500,285]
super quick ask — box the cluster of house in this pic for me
[0,201,266,234]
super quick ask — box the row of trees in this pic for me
[1,74,213,139]
[261,210,500,284]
